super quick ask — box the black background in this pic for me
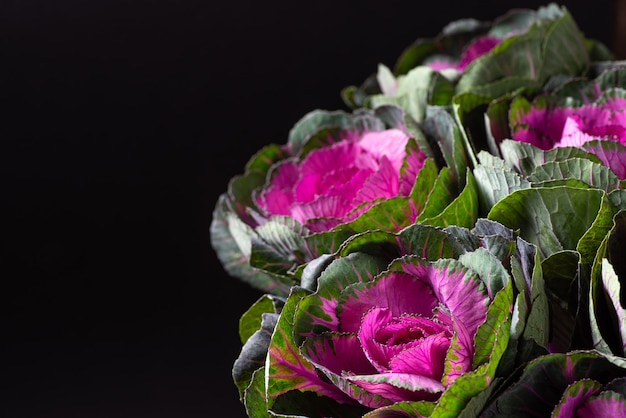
[1,1,618,417]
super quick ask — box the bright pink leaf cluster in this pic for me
[255,129,426,232]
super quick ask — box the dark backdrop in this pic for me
[1,1,617,417]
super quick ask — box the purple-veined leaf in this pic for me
[480,351,626,417]
[366,282,513,418]
[299,333,395,409]
[432,280,513,416]
[390,257,490,342]
[551,378,603,417]
[579,139,626,181]
[265,286,352,407]
[576,390,626,416]
[339,271,442,334]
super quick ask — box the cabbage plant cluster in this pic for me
[211,3,626,417]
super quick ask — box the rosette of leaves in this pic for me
[231,219,555,418]
[477,65,626,181]
[342,3,610,132]
[211,104,478,296]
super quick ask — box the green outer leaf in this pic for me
[369,65,435,123]
[471,280,513,370]
[589,223,614,355]
[487,186,604,260]
[286,109,354,154]
[421,169,478,228]
[577,193,620,264]
[338,222,477,263]
[473,164,530,216]
[590,210,626,357]
[541,250,579,302]
[250,217,310,274]
[452,92,493,168]
[269,390,370,418]
[423,106,468,184]
[234,312,279,399]
[244,143,290,175]
[459,247,510,298]
[600,259,626,356]
[239,295,285,344]
[266,287,313,398]
[499,139,601,177]
[300,229,356,266]
[528,159,622,192]
[457,6,588,98]
[244,367,271,418]
[211,195,291,295]
[336,230,404,261]
[501,238,548,376]
[416,167,457,221]
[610,190,626,210]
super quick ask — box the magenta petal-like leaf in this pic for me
[357,129,410,173]
[358,307,452,379]
[389,333,450,379]
[355,156,400,203]
[300,142,362,175]
[399,141,427,196]
[291,195,352,225]
[348,372,444,403]
[458,36,501,71]
[301,333,377,377]
[339,273,439,333]
[401,262,489,337]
